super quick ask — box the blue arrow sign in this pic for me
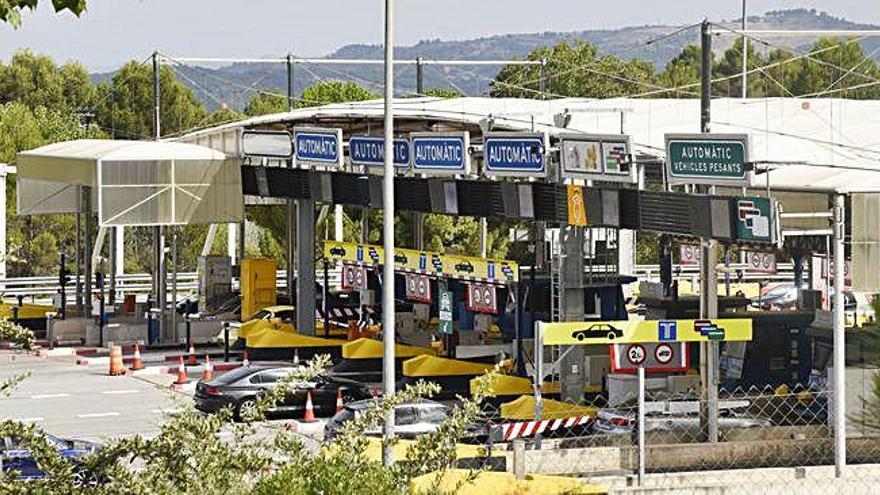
[411,133,470,175]
[349,136,410,168]
[484,134,546,176]
[294,128,341,166]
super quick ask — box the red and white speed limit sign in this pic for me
[626,344,647,366]
[654,343,674,364]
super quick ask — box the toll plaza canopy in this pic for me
[16,139,243,226]
[177,96,880,194]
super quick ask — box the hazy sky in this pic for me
[0,0,877,71]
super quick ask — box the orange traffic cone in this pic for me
[335,388,344,414]
[187,340,198,366]
[202,355,213,382]
[303,390,316,422]
[242,351,250,367]
[108,345,126,376]
[130,344,144,371]
[174,356,187,385]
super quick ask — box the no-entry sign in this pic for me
[611,341,690,373]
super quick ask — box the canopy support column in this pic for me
[832,193,846,477]
[296,199,316,336]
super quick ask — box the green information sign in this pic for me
[438,291,453,335]
[735,196,775,244]
[665,133,749,186]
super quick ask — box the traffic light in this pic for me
[58,254,71,287]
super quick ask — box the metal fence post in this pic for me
[637,364,646,486]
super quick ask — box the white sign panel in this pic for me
[611,342,689,373]
[560,134,635,183]
[242,130,293,159]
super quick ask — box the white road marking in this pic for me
[76,412,120,419]
[30,393,70,399]
[10,417,44,422]
[101,389,140,395]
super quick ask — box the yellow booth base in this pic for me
[342,337,432,360]
[411,469,606,495]
[500,395,598,421]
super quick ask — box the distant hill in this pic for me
[94,9,879,110]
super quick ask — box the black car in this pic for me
[329,246,347,257]
[194,366,372,421]
[454,261,474,273]
[571,323,623,341]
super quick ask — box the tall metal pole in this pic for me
[741,0,748,98]
[538,58,547,99]
[381,0,397,467]
[412,56,425,249]
[832,193,846,477]
[415,56,423,95]
[286,53,296,297]
[152,51,166,340]
[699,19,719,443]
[637,364,646,485]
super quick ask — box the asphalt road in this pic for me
[0,350,184,443]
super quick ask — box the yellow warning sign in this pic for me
[567,184,587,226]
[323,241,519,283]
[542,318,752,345]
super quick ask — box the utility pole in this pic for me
[152,51,166,341]
[741,0,748,98]
[412,56,425,250]
[382,0,397,467]
[286,53,296,298]
[698,19,719,443]
[832,193,846,476]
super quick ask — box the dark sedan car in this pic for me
[194,366,372,421]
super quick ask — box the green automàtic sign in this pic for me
[666,136,748,182]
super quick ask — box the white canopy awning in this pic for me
[17,139,242,227]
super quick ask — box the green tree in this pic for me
[0,50,94,111]
[243,90,288,117]
[94,61,206,140]
[491,40,655,99]
[420,87,461,98]
[300,80,378,107]
[0,0,85,27]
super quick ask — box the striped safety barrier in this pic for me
[499,415,593,442]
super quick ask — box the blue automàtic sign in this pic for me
[483,132,548,177]
[293,127,343,167]
[658,320,677,341]
[410,132,471,176]
[349,136,410,169]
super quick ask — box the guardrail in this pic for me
[0,263,799,303]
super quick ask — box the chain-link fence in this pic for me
[471,375,880,494]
